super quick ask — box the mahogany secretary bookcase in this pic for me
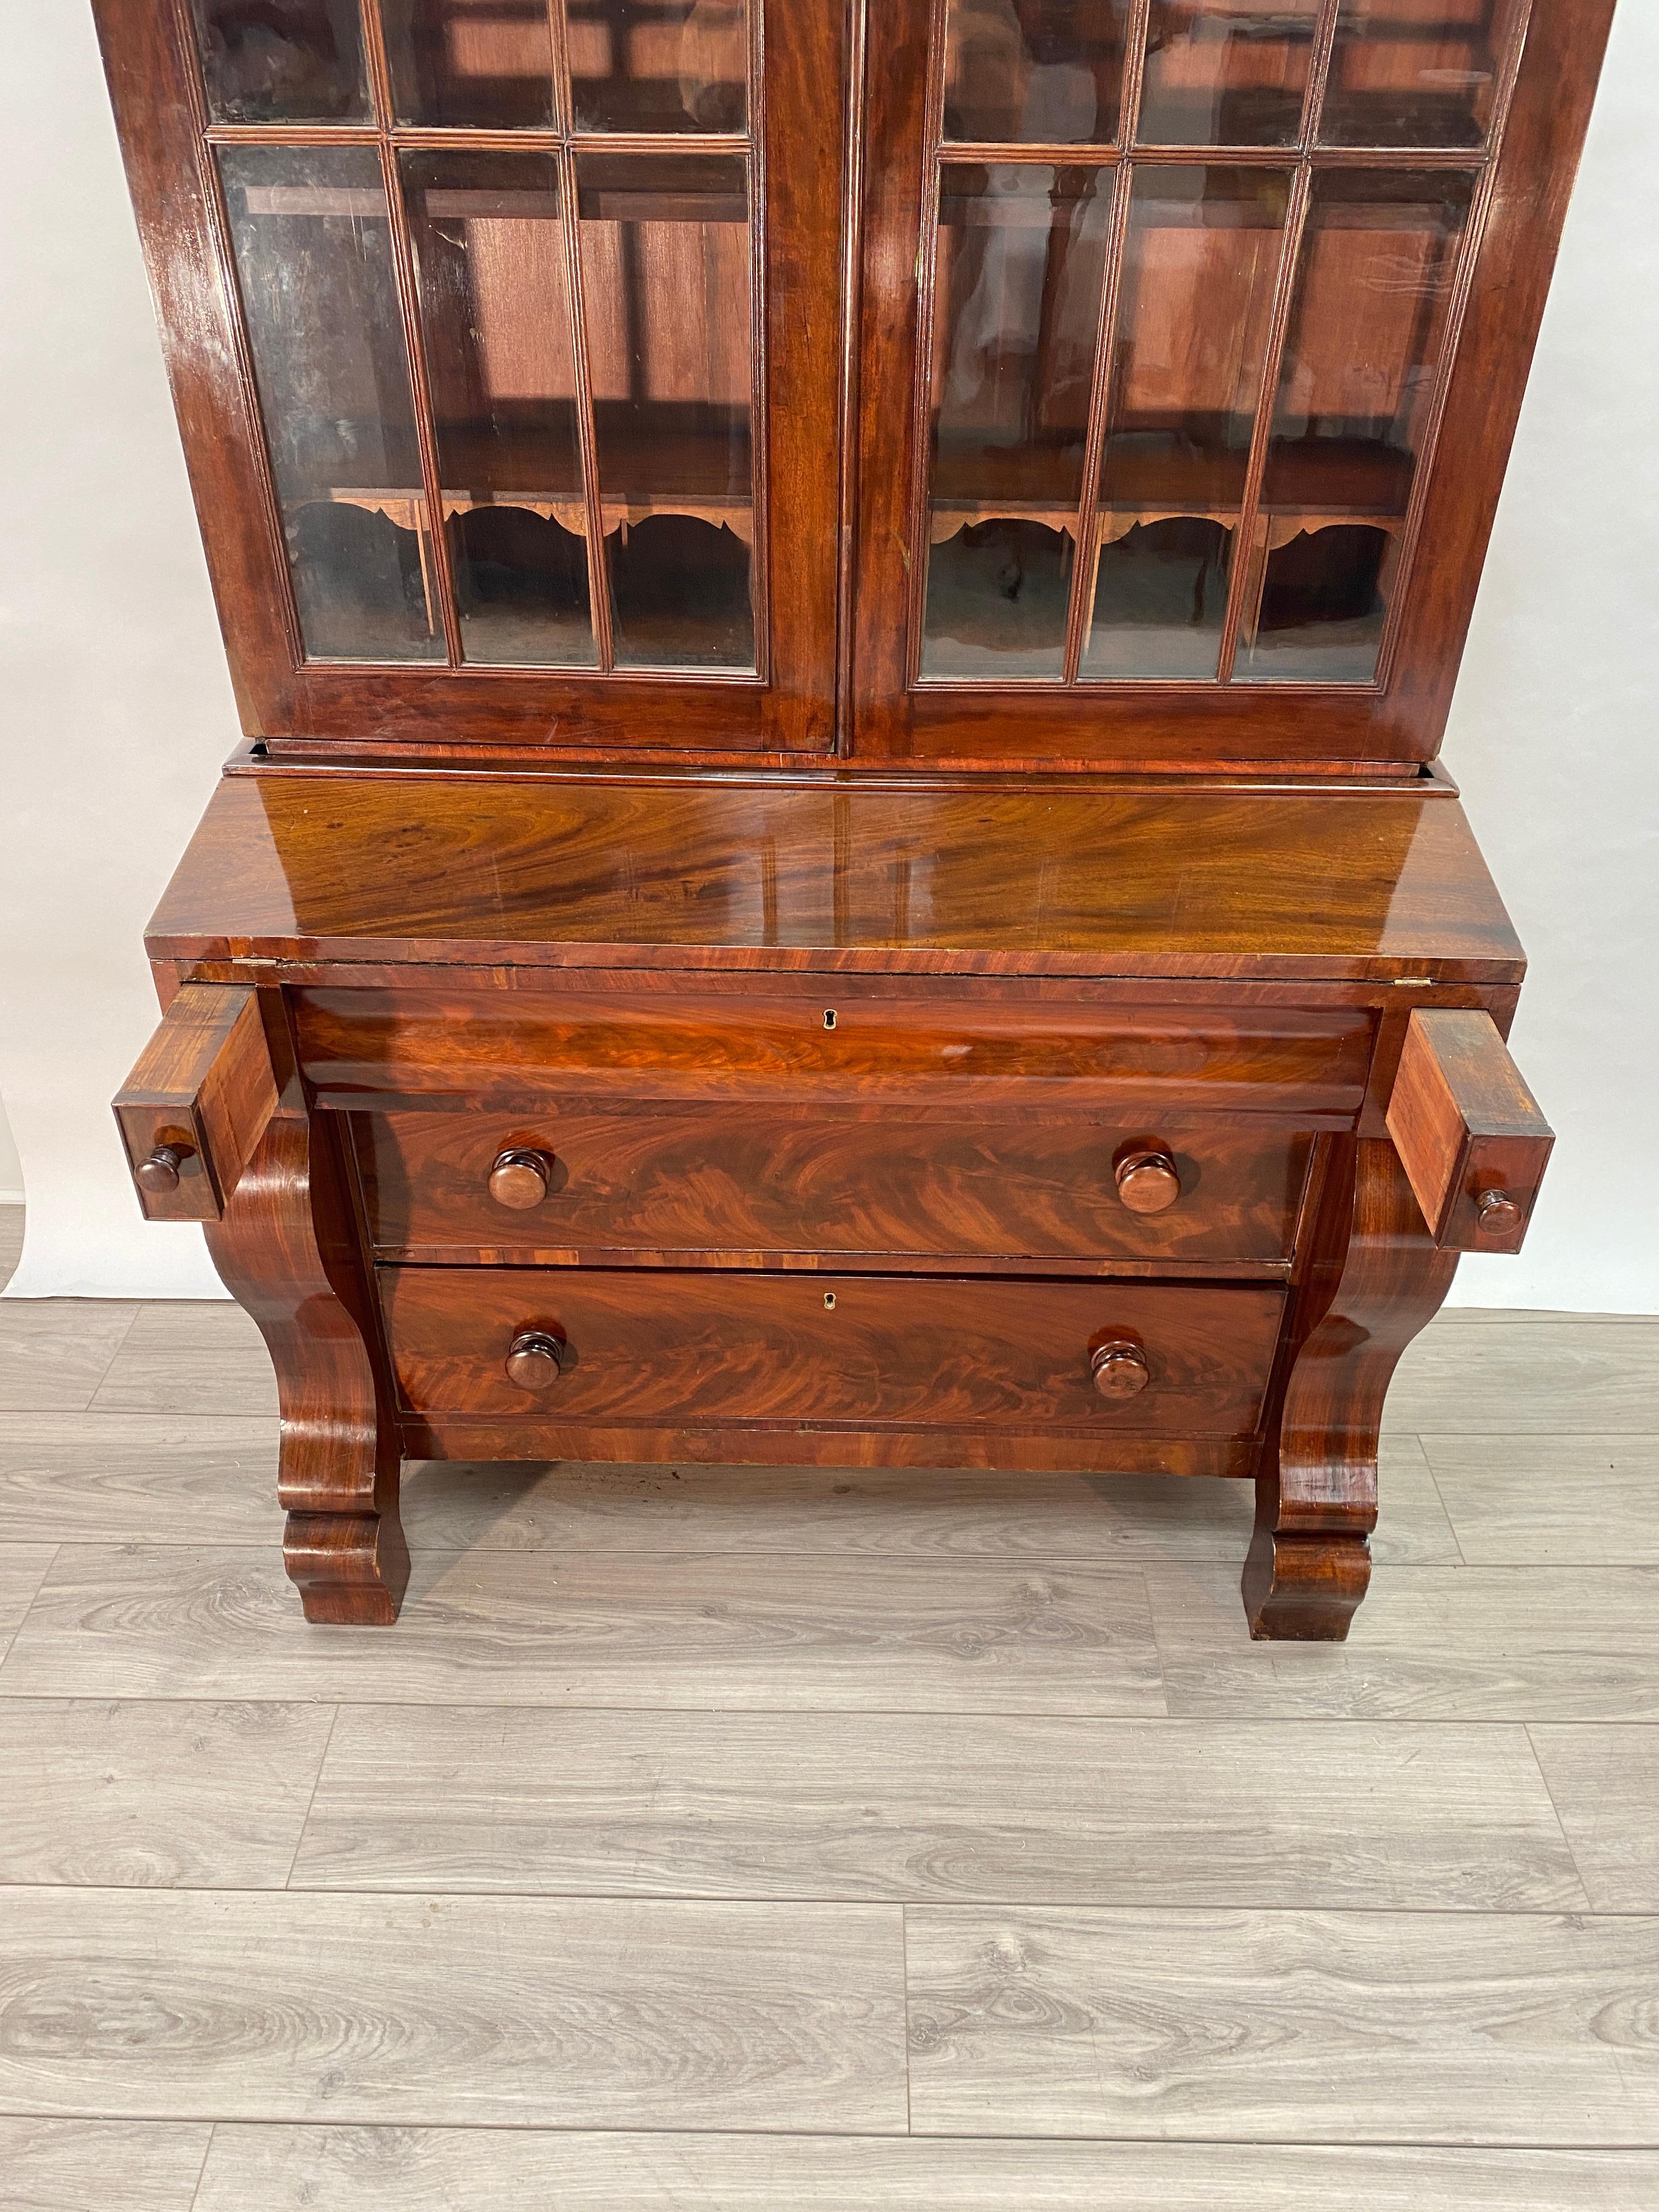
[103,0,1601,1636]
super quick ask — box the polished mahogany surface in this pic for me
[295,989,1374,1113]
[149,770,1523,982]
[95,0,1614,771]
[379,1265,1286,1437]
[93,0,845,756]
[1385,1007,1554,1252]
[850,0,1616,769]
[113,982,278,1223]
[354,1107,1315,1269]
[95,0,1593,1645]
[1245,1135,1458,1638]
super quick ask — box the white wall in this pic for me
[1,3,235,1298]
[0,1097,23,1207]
[1437,0,1659,1311]
[2,4,1655,1308]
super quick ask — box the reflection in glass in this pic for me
[1137,0,1320,146]
[922,166,1111,680]
[402,152,595,667]
[381,0,555,127]
[568,0,748,133]
[1239,167,1476,682]
[578,155,755,669]
[1087,520,1234,674]
[1321,0,1525,149]
[219,148,441,662]
[190,0,368,122]
[943,0,1132,144]
[1082,166,1288,679]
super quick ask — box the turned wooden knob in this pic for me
[1115,1148,1181,1215]
[505,1330,567,1391]
[488,1148,554,1211]
[1475,1188,1522,1239]
[1091,1339,1151,1402]
[136,1143,188,1194]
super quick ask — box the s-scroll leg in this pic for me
[1245,1138,1457,1641]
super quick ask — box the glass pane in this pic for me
[402,151,595,668]
[568,0,749,134]
[1081,164,1288,680]
[219,147,441,663]
[1239,166,1476,682]
[1321,0,1527,149]
[943,0,1132,145]
[1137,0,1321,146]
[381,0,556,126]
[190,0,369,122]
[577,154,755,669]
[921,165,1111,681]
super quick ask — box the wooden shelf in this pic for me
[928,432,1415,548]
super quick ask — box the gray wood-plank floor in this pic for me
[1,1262,1657,2208]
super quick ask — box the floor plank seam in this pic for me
[1522,1717,1605,1911]
[5,1883,1654,1917]
[78,1304,148,1413]
[13,1540,1659,1572]
[1415,1450,1471,1565]
[900,1904,914,2135]
[7,2112,1659,2148]
[0,1545,59,1672]
[183,2119,215,2212]
[16,1695,1609,1723]
[1400,1430,1659,1440]
[1144,1559,1195,1705]
[282,1704,340,1891]
[9,1691,1659,1726]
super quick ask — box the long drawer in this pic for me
[356,1108,1314,1266]
[297,985,1373,1112]
[380,1267,1285,1437]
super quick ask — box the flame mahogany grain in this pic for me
[112,983,277,1222]
[849,0,1617,770]
[1244,1138,1459,1640]
[294,988,1374,1113]
[1386,1009,1554,1252]
[93,0,1600,1636]
[203,1063,409,1626]
[145,771,1525,984]
[380,1268,1286,1438]
[354,1109,1315,1269]
[111,765,1555,1635]
[90,0,847,757]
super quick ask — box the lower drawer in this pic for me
[380,1267,1285,1437]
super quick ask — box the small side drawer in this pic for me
[380,1267,1286,1437]
[1386,1010,1553,1252]
[114,984,278,1222]
[356,1109,1314,1266]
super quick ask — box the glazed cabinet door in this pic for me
[94,0,845,757]
[848,0,1613,769]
